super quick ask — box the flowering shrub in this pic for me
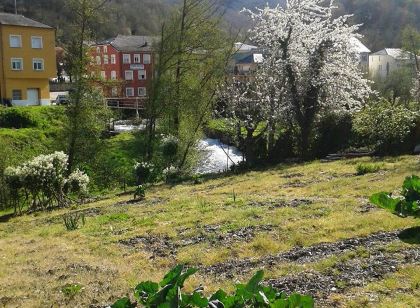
[4,152,89,213]
[163,165,182,183]
[65,169,90,195]
[134,161,157,185]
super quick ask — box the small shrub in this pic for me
[356,163,381,175]
[0,108,37,128]
[111,265,314,308]
[163,166,182,183]
[353,100,417,155]
[61,283,83,298]
[134,185,145,200]
[370,175,420,218]
[134,161,158,185]
[63,212,85,230]
[192,174,202,185]
[161,135,179,166]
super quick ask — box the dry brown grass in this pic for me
[0,155,419,307]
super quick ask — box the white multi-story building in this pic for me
[369,48,414,79]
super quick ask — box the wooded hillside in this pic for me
[0,0,419,50]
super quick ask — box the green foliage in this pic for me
[353,100,418,154]
[61,283,83,298]
[370,175,420,218]
[373,68,416,104]
[314,112,353,158]
[134,185,146,200]
[0,106,65,130]
[161,135,179,166]
[63,212,86,230]
[0,108,37,128]
[112,265,314,308]
[134,162,159,185]
[93,133,138,190]
[356,163,381,175]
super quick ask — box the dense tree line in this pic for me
[1,0,419,49]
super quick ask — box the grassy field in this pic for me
[0,156,419,307]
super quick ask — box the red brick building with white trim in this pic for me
[91,35,155,102]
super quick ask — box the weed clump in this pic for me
[356,163,381,175]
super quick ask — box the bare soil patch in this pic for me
[248,198,313,209]
[202,230,403,275]
[119,225,275,258]
[202,230,420,305]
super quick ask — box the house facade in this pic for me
[0,12,56,106]
[90,35,155,100]
[229,42,264,81]
[369,48,414,79]
[350,37,371,73]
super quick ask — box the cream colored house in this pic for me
[369,48,413,79]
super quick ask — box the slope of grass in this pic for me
[0,155,419,307]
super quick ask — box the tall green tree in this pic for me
[146,0,234,169]
[63,0,111,172]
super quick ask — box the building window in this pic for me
[111,87,118,97]
[100,71,106,79]
[103,46,108,53]
[125,70,133,80]
[123,54,131,64]
[111,54,116,64]
[138,69,146,80]
[111,71,117,80]
[33,58,44,71]
[9,35,22,48]
[96,56,101,65]
[96,47,100,53]
[104,55,109,64]
[138,87,146,97]
[143,54,151,64]
[126,87,134,97]
[11,58,23,70]
[134,54,141,63]
[12,89,22,100]
[31,36,43,49]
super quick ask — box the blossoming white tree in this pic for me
[243,0,372,158]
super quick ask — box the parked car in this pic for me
[55,95,69,105]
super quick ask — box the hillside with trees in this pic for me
[1,0,419,49]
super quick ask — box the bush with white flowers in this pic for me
[134,161,157,185]
[4,152,89,213]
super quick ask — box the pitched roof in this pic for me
[0,12,52,29]
[371,48,411,59]
[97,35,156,52]
[234,42,258,53]
[349,37,370,53]
[237,53,264,64]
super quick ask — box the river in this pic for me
[110,122,243,174]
